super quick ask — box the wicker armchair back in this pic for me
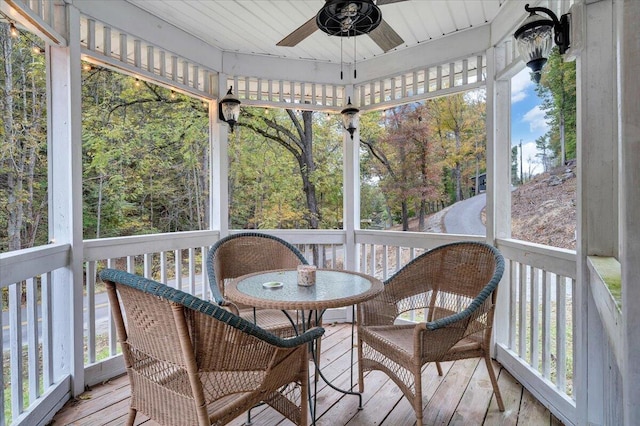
[100,268,323,426]
[357,241,505,426]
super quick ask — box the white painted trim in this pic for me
[83,230,221,261]
[12,376,71,426]
[3,0,67,46]
[74,0,223,71]
[618,1,640,423]
[0,243,70,287]
[46,3,85,397]
[84,355,126,387]
[587,257,623,371]
[343,85,359,272]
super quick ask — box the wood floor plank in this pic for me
[422,358,479,425]
[517,386,551,425]
[483,367,523,426]
[449,359,497,425]
[340,371,403,426]
[381,361,455,425]
[50,324,559,426]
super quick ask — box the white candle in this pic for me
[297,265,317,286]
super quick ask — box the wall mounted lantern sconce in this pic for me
[514,4,571,83]
[218,86,241,133]
[341,97,360,139]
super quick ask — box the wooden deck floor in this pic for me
[51,323,562,426]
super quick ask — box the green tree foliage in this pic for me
[430,92,485,203]
[360,103,446,231]
[535,134,554,172]
[535,48,577,164]
[81,68,209,238]
[232,107,343,230]
[0,25,48,252]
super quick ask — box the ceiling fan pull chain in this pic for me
[340,37,344,80]
[354,36,357,79]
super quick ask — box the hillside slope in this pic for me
[511,164,577,250]
[398,164,577,251]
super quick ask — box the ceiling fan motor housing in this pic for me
[317,0,382,37]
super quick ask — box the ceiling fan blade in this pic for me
[376,0,409,5]
[277,16,319,47]
[368,19,404,52]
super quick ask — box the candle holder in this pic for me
[297,265,317,286]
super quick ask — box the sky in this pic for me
[510,68,549,178]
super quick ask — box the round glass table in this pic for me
[227,268,383,417]
[226,268,383,312]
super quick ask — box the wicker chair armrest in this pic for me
[425,278,500,331]
[357,296,399,326]
[99,269,324,349]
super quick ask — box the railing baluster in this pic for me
[144,253,152,278]
[86,261,96,363]
[160,251,168,283]
[42,271,53,387]
[174,249,182,290]
[557,275,568,391]
[27,277,39,403]
[518,262,527,358]
[542,270,551,379]
[369,244,376,276]
[10,282,24,416]
[201,246,209,299]
[531,267,540,369]
[382,245,388,280]
[509,259,517,349]
[188,247,196,295]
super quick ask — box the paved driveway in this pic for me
[443,193,486,235]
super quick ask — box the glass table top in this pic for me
[228,269,383,310]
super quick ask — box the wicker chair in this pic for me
[357,241,505,426]
[100,268,324,426]
[207,232,316,338]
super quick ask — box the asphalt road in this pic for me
[443,193,486,235]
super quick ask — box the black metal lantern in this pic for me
[341,97,360,139]
[218,86,241,132]
[514,4,571,83]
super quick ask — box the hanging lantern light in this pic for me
[514,4,571,83]
[341,97,360,139]
[218,86,241,133]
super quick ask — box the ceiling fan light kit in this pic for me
[276,0,407,61]
[316,0,382,37]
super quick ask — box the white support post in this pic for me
[47,3,85,396]
[575,1,618,424]
[618,0,640,424]
[486,46,513,351]
[210,74,228,236]
[342,85,360,273]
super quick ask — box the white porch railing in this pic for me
[0,243,72,426]
[1,230,578,425]
[495,238,577,426]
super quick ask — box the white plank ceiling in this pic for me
[124,0,504,65]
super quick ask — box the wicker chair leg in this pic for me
[357,338,365,393]
[125,408,136,426]
[301,357,309,426]
[484,354,505,411]
[414,365,424,426]
[435,361,443,376]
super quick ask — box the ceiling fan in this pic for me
[277,0,408,53]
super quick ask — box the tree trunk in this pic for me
[2,25,23,251]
